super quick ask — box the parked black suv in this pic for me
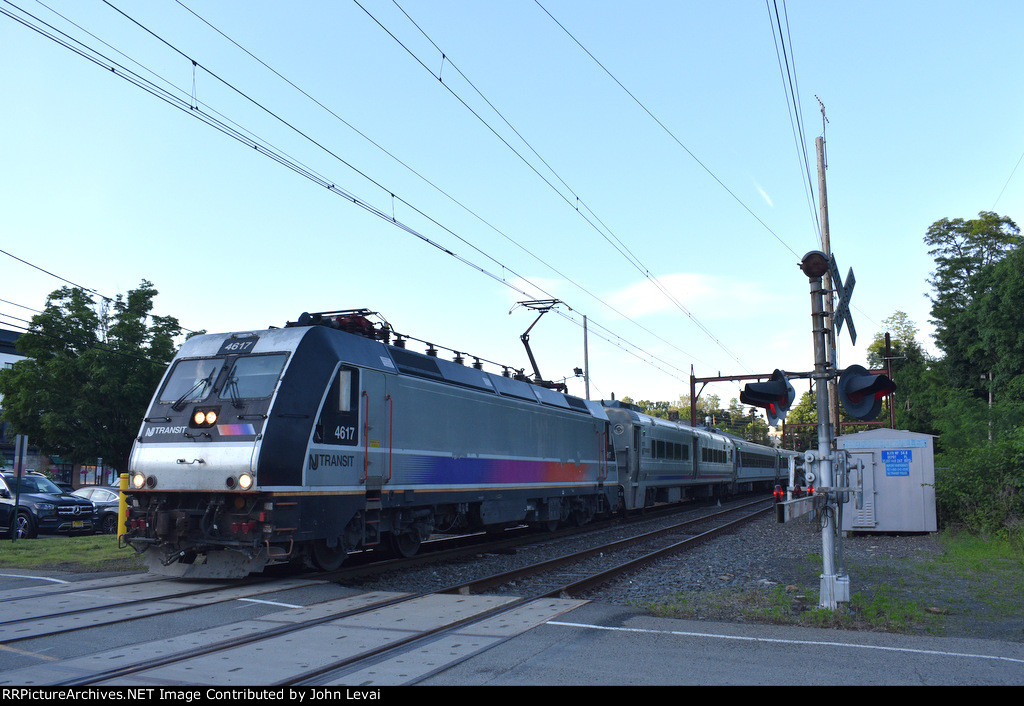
[0,473,95,538]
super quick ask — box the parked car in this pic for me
[0,473,95,538]
[72,487,122,535]
[26,472,73,494]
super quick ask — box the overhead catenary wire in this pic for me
[358,0,750,373]
[540,0,888,349]
[171,0,714,371]
[766,0,821,243]
[535,0,806,260]
[0,0,703,388]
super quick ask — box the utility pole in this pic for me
[11,435,28,542]
[817,132,841,441]
[583,315,591,400]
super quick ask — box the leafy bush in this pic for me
[935,428,1024,537]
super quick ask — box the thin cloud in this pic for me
[606,273,770,320]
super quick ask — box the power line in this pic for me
[358,0,748,371]
[535,0,803,260]
[0,310,169,366]
[993,147,1024,209]
[0,1,704,384]
[0,246,199,336]
[106,0,722,373]
[766,0,821,242]
[0,247,100,296]
[170,0,714,370]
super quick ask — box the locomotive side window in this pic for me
[315,367,360,446]
[159,358,226,404]
[220,354,288,400]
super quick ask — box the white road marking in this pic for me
[236,598,303,608]
[0,574,68,584]
[548,621,1024,665]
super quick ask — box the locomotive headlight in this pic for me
[238,473,254,490]
[189,406,221,428]
[131,473,146,489]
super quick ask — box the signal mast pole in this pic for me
[800,251,848,609]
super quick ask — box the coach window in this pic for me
[315,367,360,446]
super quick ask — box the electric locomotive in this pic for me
[123,310,617,578]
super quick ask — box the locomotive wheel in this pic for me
[311,539,347,571]
[389,528,422,558]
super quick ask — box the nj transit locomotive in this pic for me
[123,311,794,578]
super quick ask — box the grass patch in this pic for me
[643,531,1024,638]
[0,534,143,573]
[644,584,933,632]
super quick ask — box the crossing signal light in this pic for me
[837,364,896,421]
[740,369,796,426]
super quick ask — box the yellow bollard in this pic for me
[118,473,128,540]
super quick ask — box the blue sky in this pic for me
[1,1,1022,410]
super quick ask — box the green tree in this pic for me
[924,211,1020,393]
[783,390,817,451]
[866,311,935,434]
[0,282,182,472]
[972,246,1024,404]
[923,212,1024,452]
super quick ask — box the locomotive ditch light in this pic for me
[837,364,896,421]
[740,369,796,426]
[131,473,146,489]
[238,473,254,490]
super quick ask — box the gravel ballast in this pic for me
[355,505,1023,643]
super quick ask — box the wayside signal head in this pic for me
[837,364,896,421]
[740,369,796,426]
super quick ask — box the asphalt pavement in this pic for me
[1,570,1021,686]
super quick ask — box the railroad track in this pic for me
[0,494,759,644]
[0,497,771,686]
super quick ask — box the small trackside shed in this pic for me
[836,428,937,533]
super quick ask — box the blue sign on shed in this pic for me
[881,449,912,477]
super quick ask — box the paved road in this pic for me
[2,571,1021,686]
[419,602,1024,686]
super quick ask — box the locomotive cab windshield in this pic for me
[221,353,289,401]
[159,353,288,407]
[161,358,225,407]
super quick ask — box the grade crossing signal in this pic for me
[837,364,896,421]
[740,369,796,426]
